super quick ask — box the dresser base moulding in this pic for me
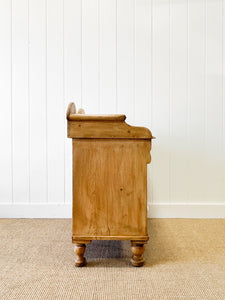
[72,236,149,242]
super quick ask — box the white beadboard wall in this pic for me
[0,0,225,218]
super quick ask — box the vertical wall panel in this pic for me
[151,0,170,203]
[0,0,12,203]
[46,0,64,203]
[188,0,205,203]
[170,0,188,203]
[99,0,117,114]
[82,0,99,113]
[146,0,153,206]
[0,0,225,216]
[204,0,223,202]
[29,0,47,202]
[64,0,81,203]
[223,0,225,202]
[11,0,29,203]
[133,0,152,206]
[64,0,82,108]
[134,0,151,126]
[117,0,135,122]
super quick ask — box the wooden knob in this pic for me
[66,102,76,119]
[77,108,85,114]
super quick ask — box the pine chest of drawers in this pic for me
[67,103,154,267]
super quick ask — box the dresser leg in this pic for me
[74,243,87,267]
[130,241,145,267]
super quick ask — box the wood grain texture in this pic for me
[72,139,151,239]
[68,121,153,139]
[72,236,149,242]
[68,114,126,122]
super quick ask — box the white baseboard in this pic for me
[147,203,225,218]
[0,203,225,218]
[0,203,72,218]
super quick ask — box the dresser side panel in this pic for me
[72,139,148,238]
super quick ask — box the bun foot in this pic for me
[130,242,145,267]
[74,243,87,267]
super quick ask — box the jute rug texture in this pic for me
[0,219,225,299]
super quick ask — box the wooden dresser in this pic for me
[67,103,154,267]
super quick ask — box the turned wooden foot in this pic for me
[130,241,145,267]
[74,243,87,267]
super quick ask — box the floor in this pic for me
[0,219,225,299]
